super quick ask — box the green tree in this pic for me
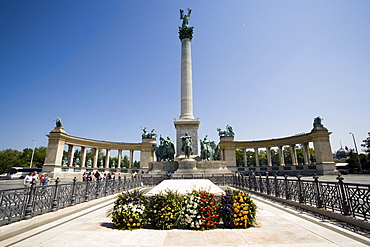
[235,149,244,167]
[0,149,22,174]
[346,149,360,173]
[361,132,370,172]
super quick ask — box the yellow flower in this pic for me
[129,218,133,222]
[132,223,136,227]
[127,223,131,226]
[137,223,140,226]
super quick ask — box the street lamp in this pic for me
[349,132,363,173]
[30,140,36,168]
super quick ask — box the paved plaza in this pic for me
[1,181,370,247]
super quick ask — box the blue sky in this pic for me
[1,0,369,155]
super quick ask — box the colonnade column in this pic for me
[105,149,110,169]
[130,150,134,169]
[80,147,86,167]
[290,144,298,165]
[243,149,247,167]
[302,143,310,165]
[266,147,272,166]
[117,150,122,168]
[254,148,260,167]
[93,148,98,168]
[278,146,285,166]
[67,145,74,167]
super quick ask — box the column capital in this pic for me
[179,27,194,40]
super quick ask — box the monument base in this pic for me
[196,161,232,175]
[148,161,178,175]
[172,159,203,177]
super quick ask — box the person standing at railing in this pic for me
[41,174,49,186]
[32,171,39,183]
[23,172,33,187]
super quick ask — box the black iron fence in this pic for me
[2,173,369,228]
[233,174,370,221]
[0,176,142,226]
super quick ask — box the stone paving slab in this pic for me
[1,185,370,246]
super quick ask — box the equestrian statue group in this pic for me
[142,125,234,162]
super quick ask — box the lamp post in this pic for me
[30,140,36,168]
[349,132,363,173]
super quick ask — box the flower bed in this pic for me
[108,189,257,230]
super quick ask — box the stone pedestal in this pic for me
[140,138,156,170]
[196,161,232,175]
[148,161,179,175]
[172,159,202,177]
[174,119,200,157]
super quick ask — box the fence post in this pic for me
[336,174,350,215]
[284,174,290,200]
[266,174,270,195]
[95,180,101,199]
[24,179,36,219]
[103,178,108,197]
[296,174,304,203]
[259,174,263,193]
[313,174,323,208]
[51,178,60,212]
[112,179,116,194]
[84,180,89,202]
[70,177,77,206]
[274,173,279,197]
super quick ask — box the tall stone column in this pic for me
[67,145,74,167]
[43,127,67,178]
[266,147,272,166]
[130,150,134,169]
[278,145,285,166]
[105,149,110,168]
[311,122,335,174]
[302,142,310,165]
[117,150,122,168]
[93,148,98,168]
[80,146,87,167]
[174,10,200,158]
[254,148,260,167]
[290,144,298,165]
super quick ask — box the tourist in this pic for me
[94,171,101,180]
[32,171,39,183]
[82,172,87,182]
[87,172,93,181]
[23,172,33,187]
[39,173,46,185]
[42,173,49,186]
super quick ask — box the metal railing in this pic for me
[233,174,370,221]
[0,176,142,226]
[2,173,369,228]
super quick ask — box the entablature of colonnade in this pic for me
[221,127,332,149]
[46,131,151,150]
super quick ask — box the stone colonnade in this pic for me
[42,127,156,178]
[219,124,336,175]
